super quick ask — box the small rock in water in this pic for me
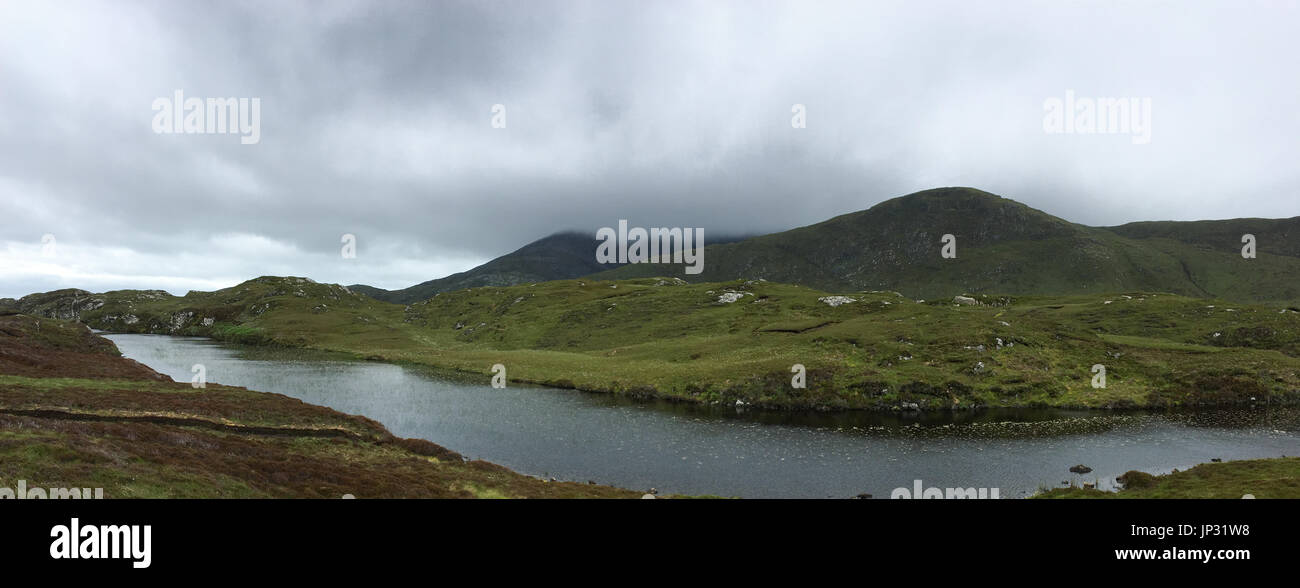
[1211,458,1222,463]
[1069,464,1093,474]
[854,493,872,499]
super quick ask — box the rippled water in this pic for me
[108,333,1300,498]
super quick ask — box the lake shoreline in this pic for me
[0,315,645,498]
[117,330,1300,415]
[104,329,1300,499]
[1035,457,1300,499]
[19,278,1300,413]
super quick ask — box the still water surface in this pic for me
[108,333,1300,498]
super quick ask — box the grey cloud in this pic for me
[1,0,1296,299]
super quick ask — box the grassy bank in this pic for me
[0,314,641,498]
[10,275,1300,410]
[1037,457,1300,498]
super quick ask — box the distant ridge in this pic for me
[352,231,753,304]
[350,232,618,304]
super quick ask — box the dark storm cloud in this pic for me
[1,0,1297,298]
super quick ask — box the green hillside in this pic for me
[14,275,1300,411]
[342,188,1299,307]
[591,187,1300,304]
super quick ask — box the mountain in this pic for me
[351,230,753,304]
[591,187,1300,304]
[350,232,618,304]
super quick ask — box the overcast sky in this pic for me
[1,0,1297,298]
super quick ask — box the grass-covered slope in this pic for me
[1105,227,1300,303]
[346,187,1298,307]
[0,314,639,498]
[13,277,403,347]
[592,187,1300,304]
[17,275,1300,411]
[1109,216,1300,258]
[1037,457,1300,498]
